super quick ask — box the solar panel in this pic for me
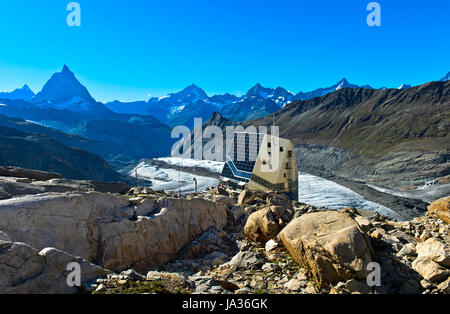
[220,131,264,183]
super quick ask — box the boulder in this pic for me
[244,207,280,242]
[265,239,279,252]
[0,240,109,294]
[120,269,146,281]
[427,197,450,224]
[438,277,450,294]
[0,166,63,181]
[412,257,450,283]
[227,206,246,224]
[416,238,450,267]
[265,192,292,209]
[278,211,373,288]
[244,205,294,242]
[396,243,417,258]
[238,190,256,205]
[229,251,266,270]
[344,279,373,294]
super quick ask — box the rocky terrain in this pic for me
[0,168,448,294]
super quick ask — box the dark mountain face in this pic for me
[82,118,174,160]
[207,93,239,109]
[0,99,173,165]
[251,81,450,148]
[104,100,149,115]
[244,81,450,188]
[0,125,122,182]
[34,65,94,104]
[0,113,122,162]
[0,85,35,101]
[293,78,361,101]
[220,96,281,122]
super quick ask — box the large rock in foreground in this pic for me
[427,197,450,224]
[0,234,109,294]
[0,192,228,273]
[243,193,294,242]
[278,211,373,288]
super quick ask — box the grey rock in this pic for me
[230,251,266,270]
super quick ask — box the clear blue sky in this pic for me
[0,0,448,102]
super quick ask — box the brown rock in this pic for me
[438,277,450,294]
[243,205,293,242]
[416,238,450,267]
[238,190,256,205]
[218,280,239,292]
[412,257,450,283]
[427,197,450,224]
[344,279,373,294]
[278,211,373,289]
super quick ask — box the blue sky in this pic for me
[0,0,448,102]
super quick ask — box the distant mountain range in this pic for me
[0,66,448,185]
[245,80,450,190]
[0,84,35,101]
[0,66,174,167]
[1,67,449,126]
[105,73,450,124]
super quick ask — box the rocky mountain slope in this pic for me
[0,126,123,182]
[245,81,450,190]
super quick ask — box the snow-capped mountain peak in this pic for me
[0,84,35,101]
[177,84,208,99]
[29,65,112,115]
[245,83,273,98]
[33,65,95,105]
[398,84,412,90]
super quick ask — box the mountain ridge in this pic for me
[243,80,450,189]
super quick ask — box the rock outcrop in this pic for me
[0,166,63,181]
[0,192,228,273]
